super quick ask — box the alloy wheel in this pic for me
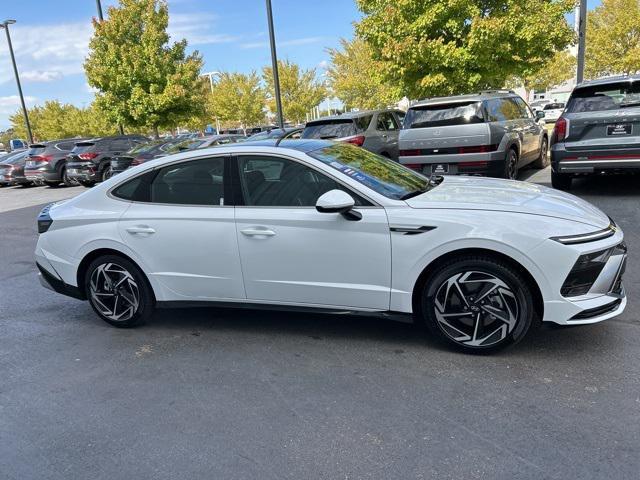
[89,263,140,322]
[433,271,519,347]
[507,150,518,179]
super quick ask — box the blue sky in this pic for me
[0,0,602,130]
[0,0,360,129]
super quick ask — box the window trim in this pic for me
[230,152,380,209]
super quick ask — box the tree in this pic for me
[263,60,326,124]
[355,0,575,99]
[208,72,265,129]
[84,0,204,137]
[508,51,576,99]
[585,0,640,78]
[327,38,400,110]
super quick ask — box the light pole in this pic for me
[576,0,587,84]
[265,0,284,129]
[202,71,222,133]
[96,0,104,21]
[0,20,33,144]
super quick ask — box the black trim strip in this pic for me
[551,223,616,245]
[37,263,85,300]
[570,298,622,320]
[390,226,437,235]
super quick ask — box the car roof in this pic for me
[306,109,398,123]
[576,74,640,89]
[227,138,333,152]
[410,90,518,108]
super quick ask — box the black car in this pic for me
[551,75,640,190]
[110,138,182,176]
[162,134,245,155]
[245,127,303,141]
[23,138,88,187]
[66,135,148,187]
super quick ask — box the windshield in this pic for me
[302,120,358,139]
[308,143,430,200]
[567,82,640,113]
[404,101,484,128]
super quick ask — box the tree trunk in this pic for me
[153,125,159,139]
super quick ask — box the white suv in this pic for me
[36,141,626,352]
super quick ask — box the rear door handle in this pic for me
[241,228,276,237]
[126,226,156,235]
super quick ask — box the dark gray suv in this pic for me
[399,91,548,179]
[301,110,404,160]
[550,75,640,190]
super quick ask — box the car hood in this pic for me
[405,176,610,228]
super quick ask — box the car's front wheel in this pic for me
[420,255,534,353]
[85,255,155,327]
[503,148,519,180]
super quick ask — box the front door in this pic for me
[118,155,245,300]
[233,154,391,310]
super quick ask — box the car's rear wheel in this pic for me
[85,255,154,328]
[101,166,112,182]
[551,170,573,190]
[533,137,549,168]
[62,167,76,187]
[45,180,61,188]
[420,255,534,353]
[503,148,519,180]
[78,180,95,188]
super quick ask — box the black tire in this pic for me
[551,170,572,190]
[502,148,519,179]
[532,137,549,169]
[78,180,95,188]
[420,255,534,353]
[84,254,155,328]
[101,165,112,182]
[45,180,61,188]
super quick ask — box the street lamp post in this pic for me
[96,0,104,21]
[0,19,33,144]
[202,71,222,133]
[265,0,284,129]
[576,0,587,84]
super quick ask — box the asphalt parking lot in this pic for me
[1,169,639,480]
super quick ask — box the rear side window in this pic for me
[111,170,155,201]
[110,139,131,152]
[354,115,373,131]
[404,102,484,128]
[72,142,96,154]
[376,112,399,131]
[566,82,640,113]
[150,157,225,206]
[484,98,522,122]
[55,141,75,151]
[543,103,565,110]
[302,120,357,139]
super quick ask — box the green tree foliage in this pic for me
[84,0,204,136]
[585,0,640,78]
[263,60,326,124]
[508,50,576,98]
[9,101,118,142]
[207,72,266,129]
[355,0,575,98]
[327,38,400,110]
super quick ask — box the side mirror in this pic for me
[535,110,545,120]
[316,189,361,221]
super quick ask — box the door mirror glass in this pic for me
[535,110,545,120]
[316,189,355,214]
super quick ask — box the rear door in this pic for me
[564,82,640,153]
[375,111,400,159]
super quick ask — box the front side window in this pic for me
[376,112,399,131]
[151,157,225,205]
[238,155,367,207]
[513,97,533,118]
[308,143,429,200]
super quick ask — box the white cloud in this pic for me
[168,12,238,46]
[0,95,38,115]
[318,60,329,70]
[240,36,324,50]
[21,70,64,83]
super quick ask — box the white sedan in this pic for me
[35,140,627,352]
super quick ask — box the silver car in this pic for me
[399,91,548,179]
[301,110,404,160]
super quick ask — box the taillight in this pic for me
[552,117,567,143]
[78,152,99,160]
[399,149,422,156]
[31,154,53,162]
[342,135,365,147]
[457,145,497,154]
[458,161,488,168]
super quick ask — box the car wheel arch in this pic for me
[410,247,543,322]
[76,248,155,301]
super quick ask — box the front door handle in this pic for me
[241,228,276,237]
[126,226,156,235]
